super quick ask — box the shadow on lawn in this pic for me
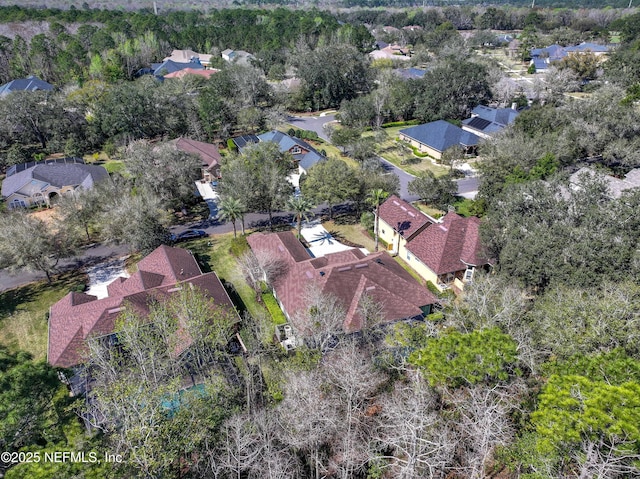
[0,270,86,319]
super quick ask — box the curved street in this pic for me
[1,115,479,292]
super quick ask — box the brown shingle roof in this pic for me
[247,232,437,334]
[378,195,434,239]
[48,245,235,368]
[406,211,490,275]
[173,137,222,171]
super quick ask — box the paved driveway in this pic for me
[377,156,479,201]
[287,113,336,141]
[300,221,355,257]
[195,181,219,219]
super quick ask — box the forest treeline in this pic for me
[2,4,640,479]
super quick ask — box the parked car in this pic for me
[170,229,207,243]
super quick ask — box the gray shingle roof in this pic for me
[0,75,53,96]
[258,131,324,170]
[400,120,480,153]
[2,161,109,198]
[234,131,325,171]
[470,106,519,127]
[151,59,204,76]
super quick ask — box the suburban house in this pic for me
[149,59,204,77]
[48,245,239,392]
[369,44,411,61]
[221,49,254,65]
[377,195,436,256]
[247,231,437,336]
[171,137,223,181]
[530,42,610,72]
[0,75,53,96]
[377,195,491,292]
[462,105,520,139]
[2,158,108,209]
[399,120,480,160]
[569,167,640,199]
[221,49,236,61]
[233,130,325,175]
[163,49,214,68]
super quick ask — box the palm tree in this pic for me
[287,195,315,239]
[368,188,389,252]
[218,197,245,238]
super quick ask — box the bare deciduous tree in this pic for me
[237,249,287,298]
[293,287,346,351]
[276,369,342,479]
[373,370,455,479]
[574,437,640,479]
[447,382,524,479]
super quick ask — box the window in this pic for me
[406,251,411,261]
[381,229,385,234]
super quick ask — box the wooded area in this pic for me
[1,3,640,479]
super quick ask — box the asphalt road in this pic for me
[0,243,130,293]
[1,115,478,292]
[287,114,336,141]
[377,156,479,201]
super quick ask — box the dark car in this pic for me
[171,229,207,242]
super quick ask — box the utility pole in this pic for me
[531,0,535,7]
[153,1,158,15]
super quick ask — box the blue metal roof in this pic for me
[400,120,480,152]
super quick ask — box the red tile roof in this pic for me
[247,232,437,334]
[405,211,491,275]
[378,194,434,239]
[48,245,236,368]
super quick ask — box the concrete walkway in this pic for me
[85,256,130,299]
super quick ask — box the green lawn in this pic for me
[323,220,375,252]
[412,202,445,218]
[367,126,449,177]
[0,271,87,360]
[281,123,358,168]
[178,235,265,318]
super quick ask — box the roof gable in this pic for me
[0,75,53,96]
[47,245,234,368]
[405,212,490,275]
[2,161,108,199]
[378,195,434,239]
[257,131,324,169]
[174,137,222,169]
[247,232,437,334]
[470,105,520,127]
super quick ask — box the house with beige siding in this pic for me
[2,158,108,209]
[378,195,491,292]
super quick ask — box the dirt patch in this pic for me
[29,207,60,226]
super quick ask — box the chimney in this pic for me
[511,102,518,110]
